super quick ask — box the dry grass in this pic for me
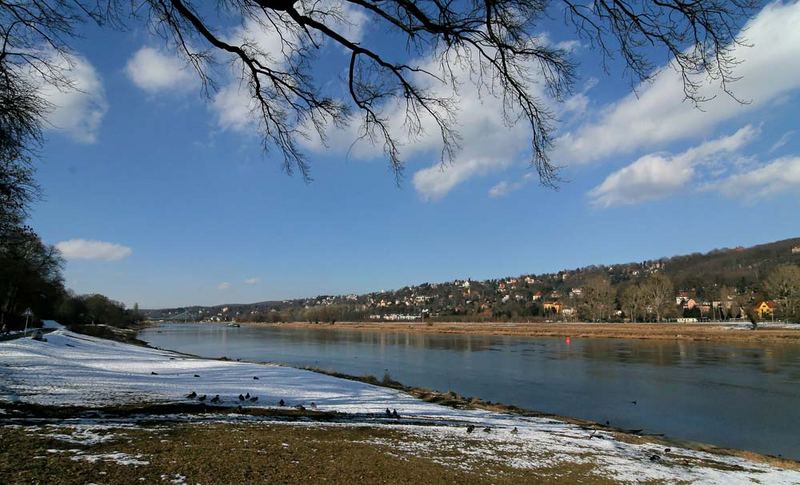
[251,321,800,342]
[0,423,628,484]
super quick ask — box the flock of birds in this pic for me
[176,373,649,447]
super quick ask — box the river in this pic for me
[139,323,800,459]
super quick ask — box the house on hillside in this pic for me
[792,246,800,254]
[543,301,563,314]
[675,291,693,305]
[532,291,543,301]
[754,301,777,319]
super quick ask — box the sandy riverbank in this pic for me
[239,320,800,342]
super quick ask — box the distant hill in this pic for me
[142,237,800,322]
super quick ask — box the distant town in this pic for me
[145,238,800,325]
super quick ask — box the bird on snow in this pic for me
[193,374,200,378]
[151,371,158,375]
[186,391,197,399]
[253,376,259,380]
[310,402,317,409]
[198,394,207,402]
[239,394,245,401]
[511,427,519,435]
[210,394,221,404]
[466,425,475,434]
[391,409,400,419]
[245,392,250,400]
[483,427,491,433]
[250,396,258,403]
[279,399,285,407]
[630,400,637,405]
[296,404,306,411]
[385,408,392,417]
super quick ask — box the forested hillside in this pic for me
[144,238,800,324]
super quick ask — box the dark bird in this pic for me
[650,454,661,462]
[250,396,258,403]
[194,374,200,378]
[239,394,245,401]
[605,421,611,426]
[630,401,637,405]
[310,402,317,409]
[279,399,285,407]
[245,392,250,399]
[151,371,158,375]
[385,408,392,417]
[664,448,671,454]
[186,391,197,399]
[511,427,519,435]
[253,376,259,380]
[466,425,475,434]
[483,427,491,433]
[198,394,207,401]
[210,394,221,404]
[296,405,306,411]
[392,409,400,419]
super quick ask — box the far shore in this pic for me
[228,320,800,343]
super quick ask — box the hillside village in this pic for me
[145,239,800,324]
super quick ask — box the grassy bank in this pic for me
[0,422,616,485]
[243,321,800,342]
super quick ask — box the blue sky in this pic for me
[28,1,800,308]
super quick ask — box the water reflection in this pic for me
[140,323,800,459]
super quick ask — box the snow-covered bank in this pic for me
[1,330,799,483]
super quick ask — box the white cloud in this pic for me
[212,83,256,132]
[243,277,260,285]
[709,156,800,200]
[556,1,800,165]
[769,130,795,154]
[588,125,758,207]
[414,157,518,201]
[397,54,539,199]
[125,47,194,93]
[217,282,231,290]
[35,53,108,143]
[56,239,132,261]
[488,173,536,198]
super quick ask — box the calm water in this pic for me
[140,323,800,459]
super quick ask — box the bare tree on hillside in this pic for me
[641,274,673,323]
[764,265,800,322]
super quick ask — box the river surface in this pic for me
[140,323,800,459]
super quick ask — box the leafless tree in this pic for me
[582,275,614,321]
[764,265,800,322]
[641,273,673,323]
[3,0,759,186]
[619,282,645,323]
